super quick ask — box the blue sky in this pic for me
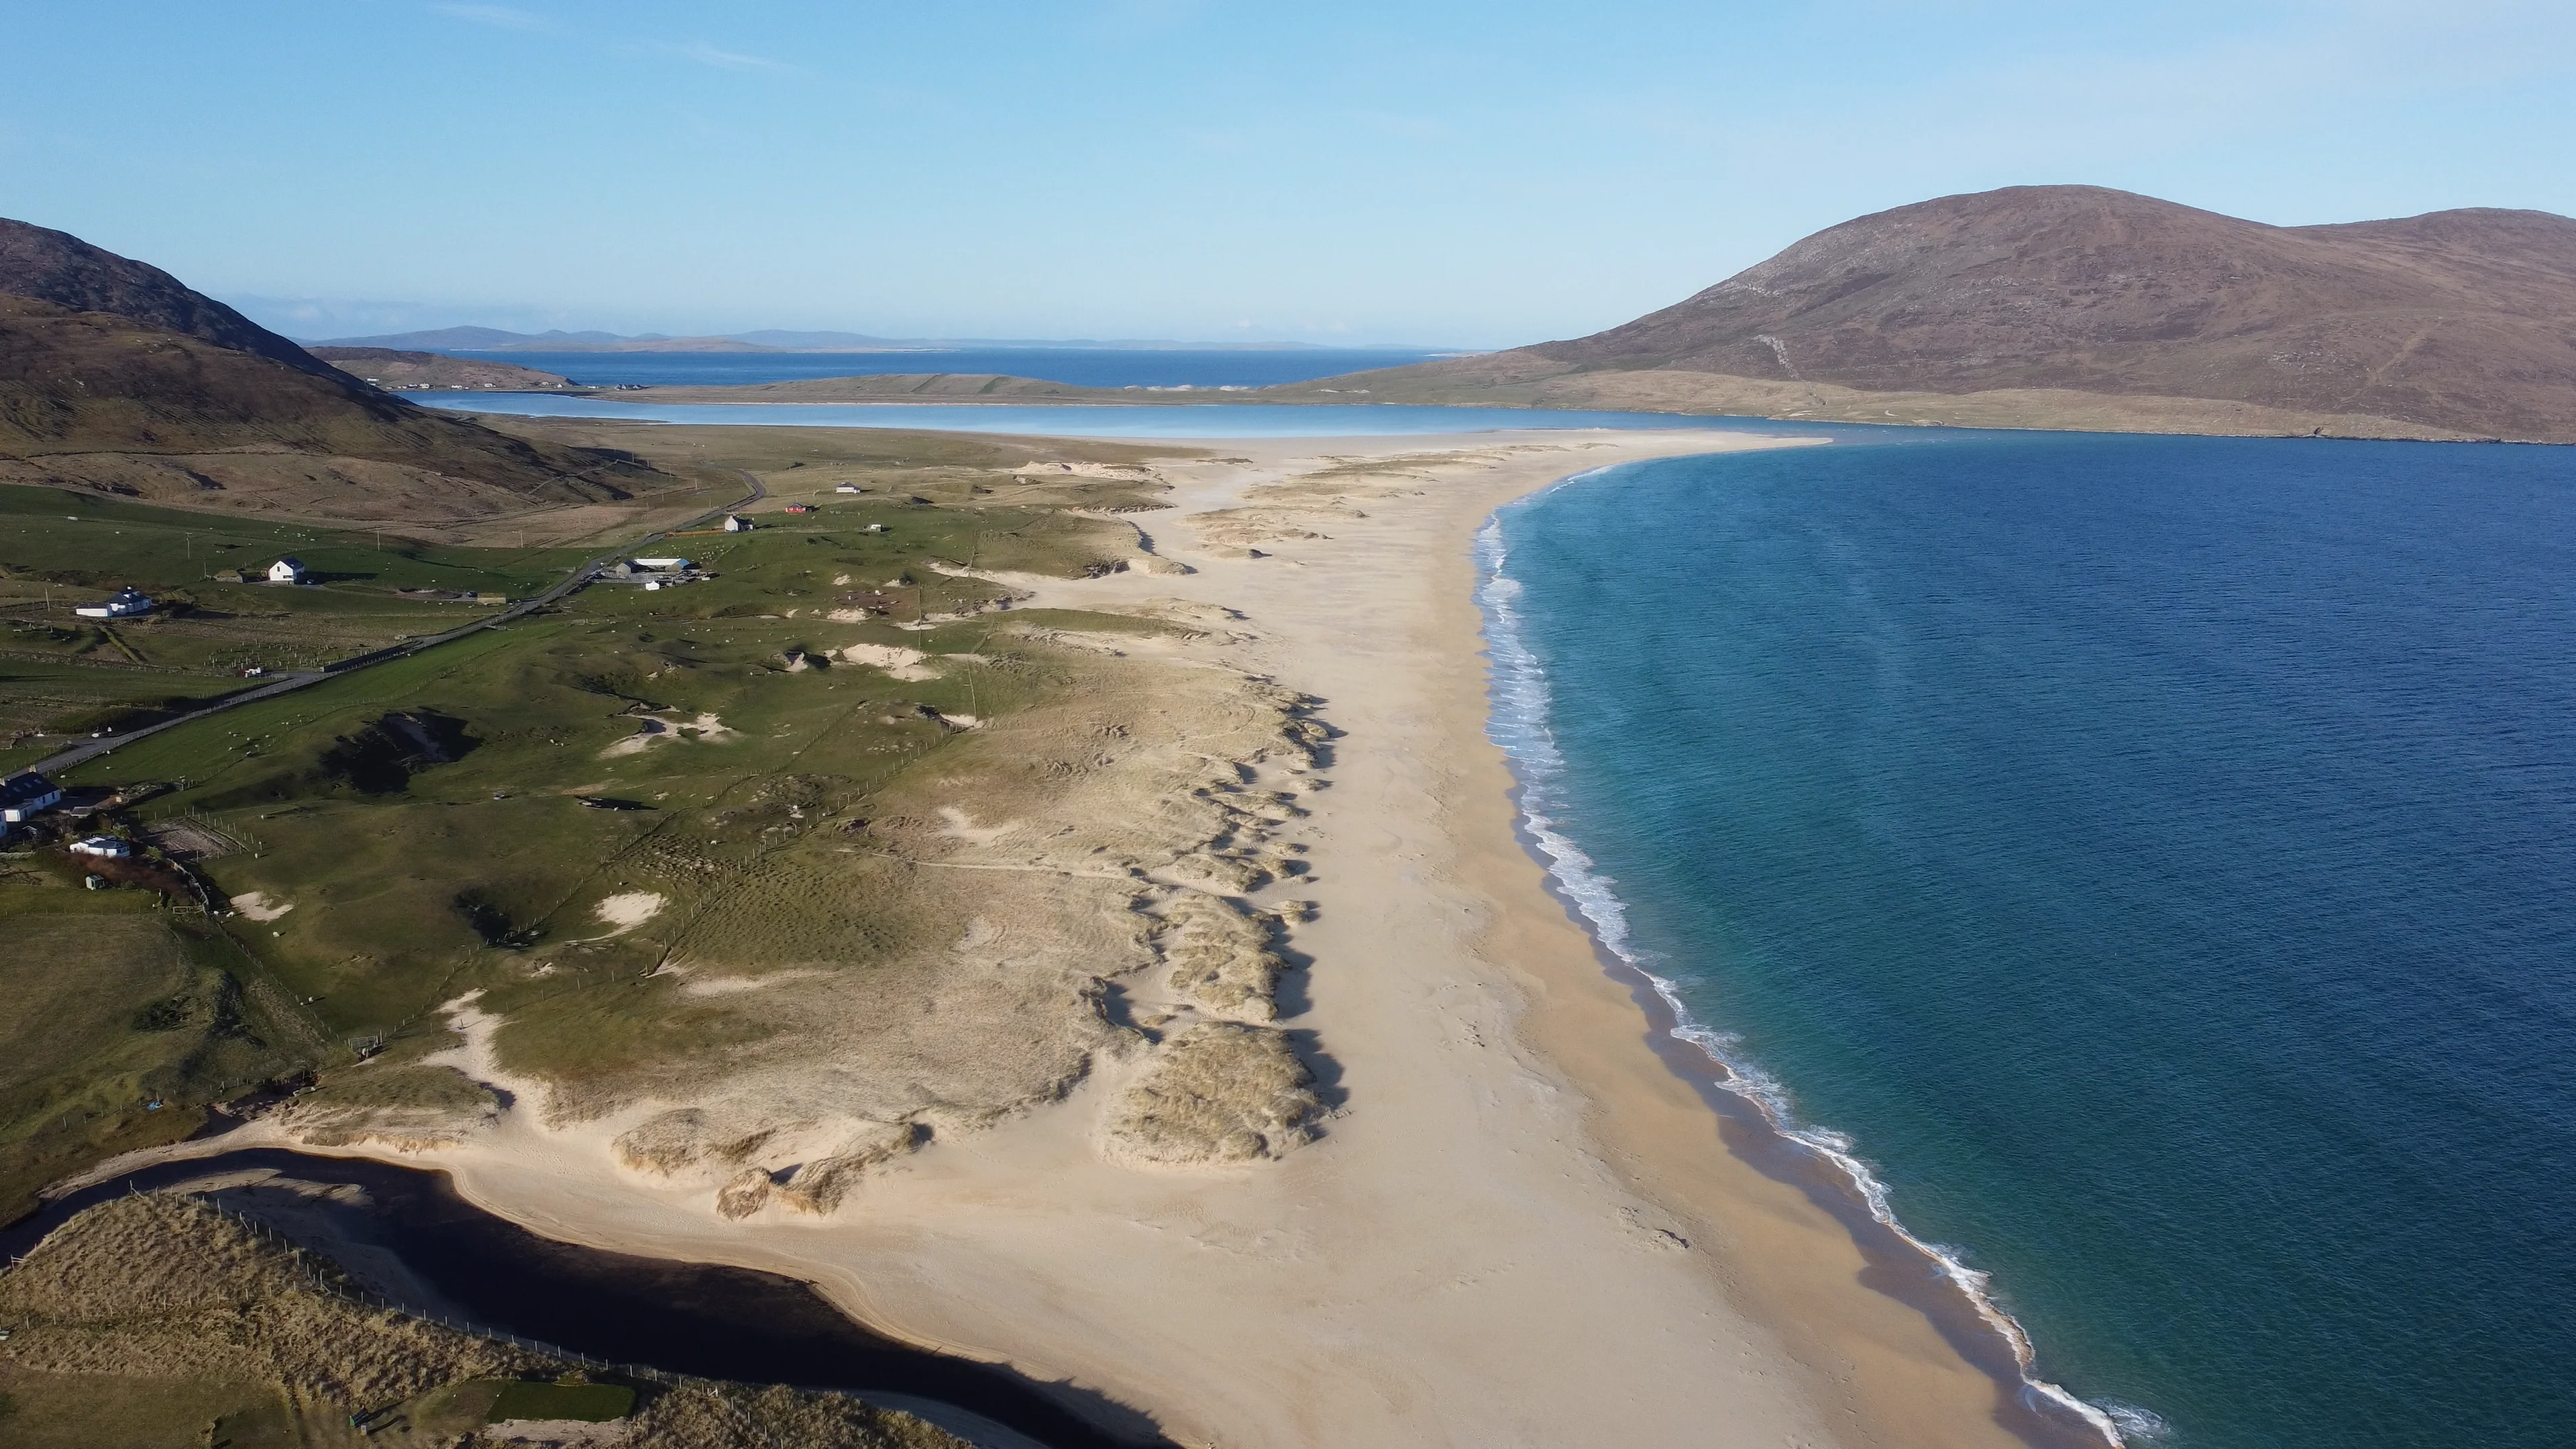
[5,1,2571,345]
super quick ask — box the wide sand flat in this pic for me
[88,429,2033,1448]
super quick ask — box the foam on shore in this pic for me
[1474,484,2153,1448]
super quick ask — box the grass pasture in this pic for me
[4,421,1207,1198]
[488,1377,637,1422]
[0,483,603,749]
[0,483,597,594]
[0,1366,289,1449]
[0,906,311,1220]
[484,415,1191,513]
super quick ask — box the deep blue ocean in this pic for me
[1483,431,2576,1449]
[438,347,1452,390]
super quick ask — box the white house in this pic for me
[268,557,308,584]
[0,771,62,823]
[69,836,132,859]
[74,587,154,620]
[723,515,755,533]
[835,484,862,494]
[632,557,693,570]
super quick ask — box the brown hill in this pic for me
[0,219,332,378]
[309,346,578,391]
[1279,186,2576,441]
[0,219,678,521]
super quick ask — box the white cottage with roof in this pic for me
[74,588,154,620]
[0,772,63,823]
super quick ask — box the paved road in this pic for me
[25,470,765,779]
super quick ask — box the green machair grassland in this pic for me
[0,420,1202,1222]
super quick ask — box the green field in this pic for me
[0,897,315,1218]
[0,482,600,754]
[487,1378,637,1423]
[0,443,1172,1166]
[0,411,1210,1215]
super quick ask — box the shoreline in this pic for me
[50,429,2053,1448]
[1472,488,2125,1446]
[419,384,2546,446]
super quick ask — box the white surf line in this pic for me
[1472,478,2144,1448]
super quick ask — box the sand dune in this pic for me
[75,430,2043,1448]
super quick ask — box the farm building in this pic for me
[724,515,755,532]
[74,587,154,620]
[268,557,308,583]
[69,836,131,859]
[835,484,862,494]
[604,561,695,588]
[632,557,693,570]
[784,504,815,515]
[0,771,64,822]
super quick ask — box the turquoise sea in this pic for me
[1482,433,2576,1448]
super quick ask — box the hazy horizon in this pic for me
[277,321,1481,350]
[8,1,2574,347]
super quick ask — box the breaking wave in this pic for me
[1472,483,2153,1448]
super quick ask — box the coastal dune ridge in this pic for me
[52,425,2081,1449]
[1476,488,2145,1446]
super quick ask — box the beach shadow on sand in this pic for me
[9,1148,1178,1449]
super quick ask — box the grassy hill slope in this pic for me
[1275,186,2576,441]
[0,220,687,521]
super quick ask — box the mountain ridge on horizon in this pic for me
[1275,184,2576,443]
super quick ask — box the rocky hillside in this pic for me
[0,219,676,517]
[0,219,333,377]
[1283,186,2576,441]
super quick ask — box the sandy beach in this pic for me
[69,428,2044,1448]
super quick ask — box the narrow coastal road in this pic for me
[27,469,765,778]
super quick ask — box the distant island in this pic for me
[308,345,578,392]
[1268,185,2576,443]
[313,325,1456,355]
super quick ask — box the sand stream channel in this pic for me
[1,1147,1150,1449]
